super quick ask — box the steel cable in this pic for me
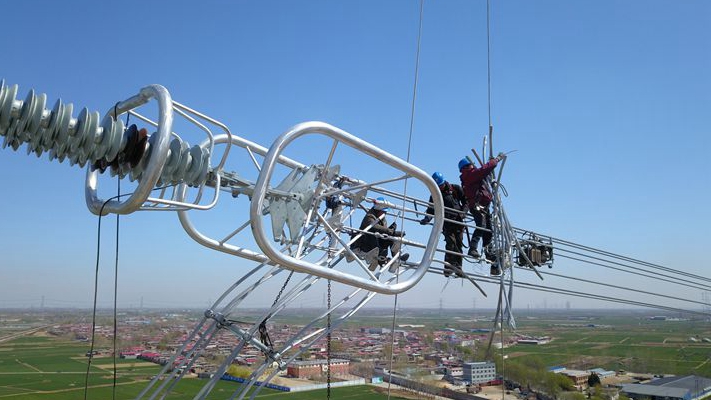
[389,2,425,399]
[515,227,711,284]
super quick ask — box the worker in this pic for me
[420,172,467,278]
[349,197,409,271]
[458,153,505,276]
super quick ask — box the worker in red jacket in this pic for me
[458,153,505,275]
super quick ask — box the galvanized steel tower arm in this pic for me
[0,80,445,295]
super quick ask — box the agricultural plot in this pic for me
[508,316,711,377]
[0,334,407,399]
[0,336,145,397]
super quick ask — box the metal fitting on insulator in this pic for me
[3,81,222,215]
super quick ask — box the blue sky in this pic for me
[0,0,709,311]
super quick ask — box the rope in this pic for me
[111,107,129,400]
[486,0,494,157]
[389,1,425,398]
[84,194,122,400]
[112,178,120,400]
[499,282,506,400]
[481,0,509,391]
[82,183,174,399]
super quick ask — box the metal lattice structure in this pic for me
[0,80,550,399]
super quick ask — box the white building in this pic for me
[463,361,497,385]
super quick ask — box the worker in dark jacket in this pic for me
[350,197,408,271]
[459,153,504,275]
[420,172,468,278]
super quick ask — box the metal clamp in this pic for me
[85,85,174,215]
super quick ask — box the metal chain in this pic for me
[259,270,294,349]
[326,279,332,400]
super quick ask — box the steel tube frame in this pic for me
[85,85,174,215]
[250,121,444,294]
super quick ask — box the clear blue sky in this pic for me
[0,0,709,311]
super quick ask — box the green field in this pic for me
[503,315,711,376]
[0,335,406,399]
[2,310,710,398]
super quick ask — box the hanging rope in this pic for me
[82,180,175,400]
[486,0,494,157]
[111,108,129,400]
[480,0,510,392]
[84,194,122,400]
[112,177,120,400]
[389,1,425,398]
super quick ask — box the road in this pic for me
[0,325,52,343]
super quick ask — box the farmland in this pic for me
[0,335,404,399]
[503,312,711,376]
[1,308,710,399]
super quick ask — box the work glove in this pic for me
[391,230,405,237]
[389,222,397,230]
[419,216,431,225]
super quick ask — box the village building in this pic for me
[621,375,711,400]
[462,361,497,385]
[286,359,350,379]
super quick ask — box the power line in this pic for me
[527,229,711,284]
[424,266,708,316]
[554,252,711,292]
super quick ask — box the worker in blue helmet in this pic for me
[459,153,505,276]
[349,196,409,271]
[420,172,468,278]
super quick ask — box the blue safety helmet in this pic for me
[432,172,445,186]
[458,157,472,171]
[373,196,389,211]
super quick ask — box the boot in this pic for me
[345,249,356,263]
[468,247,481,258]
[390,240,401,255]
[484,246,497,263]
[490,265,502,276]
[443,265,453,278]
[388,253,410,273]
[369,259,380,271]
[362,248,380,271]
